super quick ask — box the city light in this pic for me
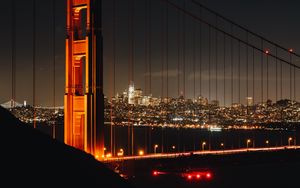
[154,144,159,154]
[139,150,144,156]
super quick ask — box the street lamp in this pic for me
[139,150,144,156]
[220,142,224,150]
[154,144,158,154]
[246,139,251,148]
[117,148,124,157]
[172,145,176,151]
[288,137,292,146]
[202,142,206,151]
[265,140,269,148]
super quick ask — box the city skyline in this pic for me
[0,0,300,107]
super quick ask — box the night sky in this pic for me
[0,0,300,106]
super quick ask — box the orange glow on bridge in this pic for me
[64,0,104,158]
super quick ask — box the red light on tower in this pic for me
[206,173,212,179]
[289,48,293,53]
[196,174,201,179]
[153,171,158,176]
[187,175,192,180]
[265,50,269,54]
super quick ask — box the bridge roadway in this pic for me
[101,146,300,162]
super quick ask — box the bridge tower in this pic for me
[64,0,104,158]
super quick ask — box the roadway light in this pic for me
[288,137,293,146]
[172,145,176,150]
[202,142,206,151]
[247,139,251,148]
[265,49,270,54]
[139,150,144,156]
[265,140,269,146]
[117,148,124,157]
[154,144,159,154]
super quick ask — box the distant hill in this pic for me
[0,106,133,187]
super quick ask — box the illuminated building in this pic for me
[64,0,104,158]
[246,97,253,106]
[128,81,135,105]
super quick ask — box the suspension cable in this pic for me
[190,0,300,59]
[261,40,263,103]
[52,0,56,139]
[11,0,16,108]
[252,47,255,105]
[223,33,226,106]
[215,16,218,104]
[238,41,241,104]
[164,0,300,69]
[33,0,37,129]
[231,25,233,106]
[275,47,278,102]
[199,8,202,97]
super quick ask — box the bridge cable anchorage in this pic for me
[164,0,300,70]
[52,0,56,139]
[11,0,16,108]
[33,0,37,129]
[189,0,300,59]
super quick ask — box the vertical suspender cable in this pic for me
[261,40,264,103]
[33,0,37,129]
[161,0,165,153]
[111,0,116,156]
[215,16,218,104]
[230,25,233,106]
[11,0,16,108]
[275,47,278,103]
[223,33,226,106]
[199,8,202,97]
[267,50,269,101]
[183,0,186,99]
[238,41,240,104]
[193,17,196,102]
[208,26,211,119]
[131,0,134,156]
[148,0,152,152]
[290,53,292,101]
[52,0,56,139]
[246,33,249,112]
[252,47,255,105]
[177,3,180,97]
[144,0,148,154]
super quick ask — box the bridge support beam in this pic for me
[64,0,104,158]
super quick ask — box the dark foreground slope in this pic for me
[0,107,132,187]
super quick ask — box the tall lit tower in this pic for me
[128,81,135,105]
[64,0,104,158]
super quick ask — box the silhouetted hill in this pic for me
[0,107,132,187]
